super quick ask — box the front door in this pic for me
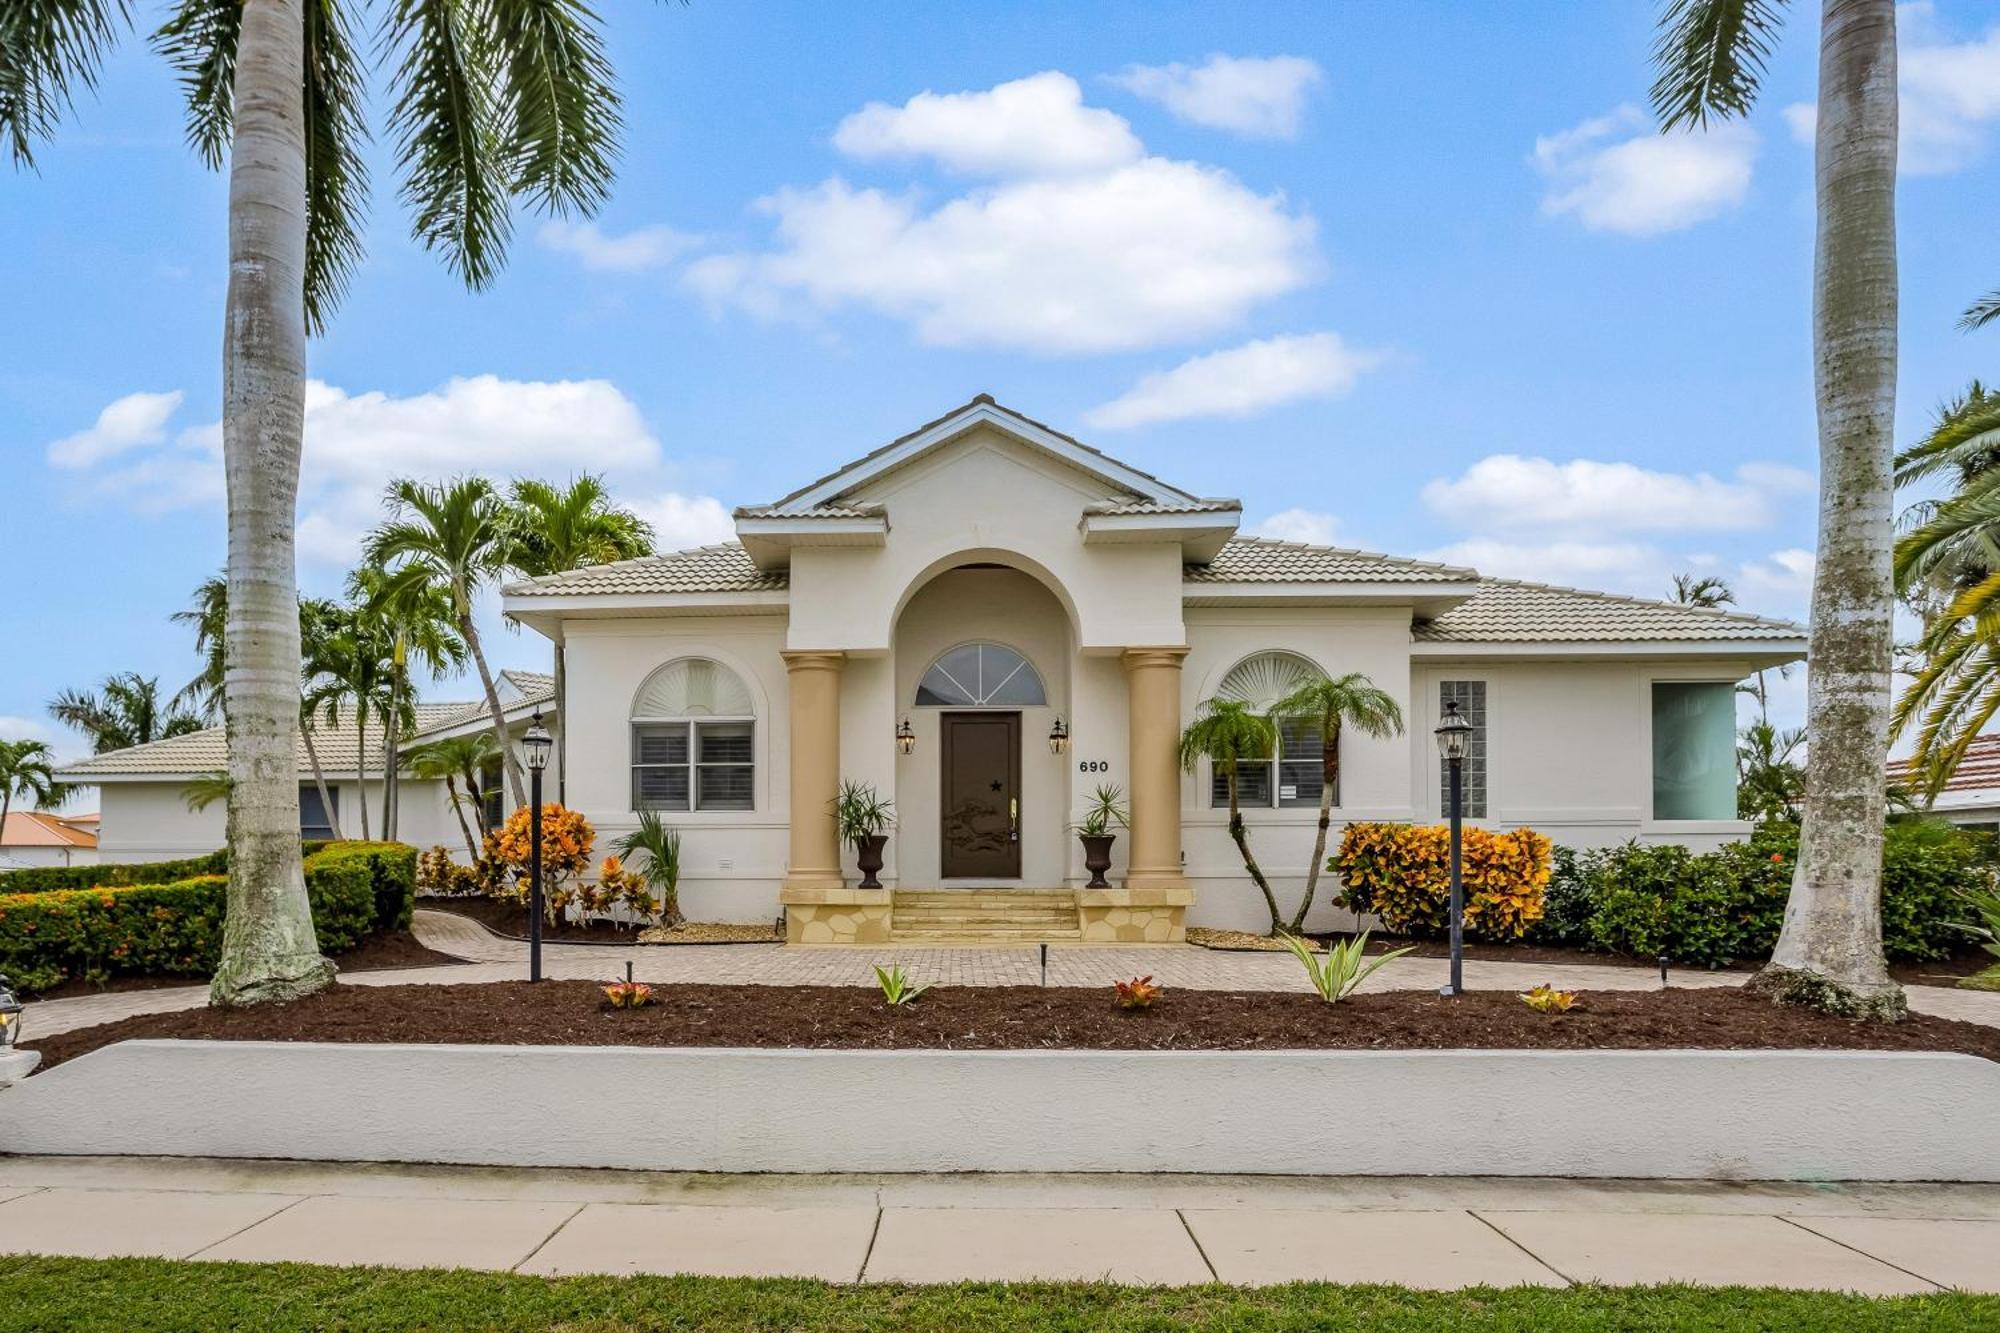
[941,712,1021,878]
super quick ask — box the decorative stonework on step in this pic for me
[1077,886,1194,943]
[781,887,893,945]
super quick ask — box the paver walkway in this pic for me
[24,907,2000,1039]
[1,1156,1996,1292]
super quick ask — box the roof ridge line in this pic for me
[1464,572,1806,628]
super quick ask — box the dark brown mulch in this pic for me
[421,895,649,944]
[26,979,2000,1073]
[24,930,467,1002]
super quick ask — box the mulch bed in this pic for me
[26,979,2000,1073]
[23,930,466,1002]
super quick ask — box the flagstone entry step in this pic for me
[891,890,1081,944]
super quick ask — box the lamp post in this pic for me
[522,710,553,984]
[1433,699,1472,998]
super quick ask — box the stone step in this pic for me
[894,917,1080,931]
[895,893,1075,906]
[891,928,1083,943]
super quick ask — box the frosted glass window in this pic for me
[1652,682,1737,820]
[915,642,1046,707]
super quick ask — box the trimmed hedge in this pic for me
[0,850,229,897]
[1534,821,1983,969]
[0,841,416,995]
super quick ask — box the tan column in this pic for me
[1121,647,1191,892]
[782,650,847,892]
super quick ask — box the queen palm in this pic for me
[0,740,66,838]
[1179,698,1283,935]
[49,674,203,754]
[1669,574,1735,609]
[7,0,649,1005]
[1271,673,1404,933]
[350,562,466,840]
[1653,0,1902,1016]
[405,732,497,862]
[367,477,524,807]
[506,475,654,802]
[170,574,230,723]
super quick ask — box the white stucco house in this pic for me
[496,396,1808,941]
[1889,734,2000,831]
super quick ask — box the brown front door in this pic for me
[941,711,1021,878]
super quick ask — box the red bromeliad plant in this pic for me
[1113,976,1162,1009]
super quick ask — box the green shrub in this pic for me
[0,850,228,896]
[0,841,412,994]
[1532,845,1605,951]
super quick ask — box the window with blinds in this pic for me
[631,658,756,812]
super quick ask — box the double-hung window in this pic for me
[631,658,757,813]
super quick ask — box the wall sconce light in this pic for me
[1048,716,1069,755]
[897,717,916,756]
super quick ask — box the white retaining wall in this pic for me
[6,1042,1997,1181]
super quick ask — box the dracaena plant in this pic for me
[1071,784,1129,838]
[834,781,895,848]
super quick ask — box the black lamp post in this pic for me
[1434,699,1473,998]
[522,710,553,983]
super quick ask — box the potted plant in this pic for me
[834,779,895,889]
[1072,783,1128,888]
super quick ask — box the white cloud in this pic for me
[1421,539,1665,594]
[46,390,184,468]
[1534,105,1757,236]
[628,492,736,550]
[1085,332,1382,429]
[0,715,59,745]
[832,71,1142,176]
[537,221,703,272]
[1421,455,1810,534]
[687,71,1319,355]
[1783,3,2000,175]
[1109,54,1324,139]
[1740,547,1816,600]
[46,377,731,569]
[1251,509,1342,545]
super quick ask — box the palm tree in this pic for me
[1270,673,1404,933]
[296,596,348,841]
[350,562,466,840]
[304,607,394,840]
[613,808,685,928]
[0,739,66,839]
[1670,574,1736,609]
[1737,721,1806,822]
[506,475,654,803]
[1964,292,1998,333]
[7,0,650,1007]
[170,574,229,722]
[405,732,497,862]
[1653,0,1902,1017]
[49,674,203,753]
[1178,698,1283,935]
[367,478,526,808]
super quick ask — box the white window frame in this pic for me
[629,656,759,814]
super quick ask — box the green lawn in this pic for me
[1,1256,1993,1332]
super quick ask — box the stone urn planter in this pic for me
[854,834,889,890]
[1080,833,1116,888]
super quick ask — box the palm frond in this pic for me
[1649,0,1788,130]
[384,0,510,289]
[152,0,235,168]
[1961,289,2000,334]
[303,0,370,333]
[0,0,130,168]
[487,0,621,217]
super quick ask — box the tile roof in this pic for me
[0,811,98,849]
[1414,578,1808,644]
[57,703,473,779]
[504,543,789,597]
[1185,536,1477,585]
[733,502,886,520]
[407,672,557,740]
[1888,733,2000,797]
[1085,498,1241,516]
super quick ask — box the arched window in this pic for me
[1211,652,1328,811]
[915,642,1047,707]
[631,658,755,812]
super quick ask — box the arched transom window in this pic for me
[631,658,755,812]
[1211,651,1328,811]
[915,642,1047,707]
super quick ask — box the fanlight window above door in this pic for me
[916,642,1047,707]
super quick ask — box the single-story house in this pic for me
[1889,734,2000,831]
[54,672,556,863]
[495,396,1809,941]
[0,810,99,870]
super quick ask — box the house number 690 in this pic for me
[1077,759,1110,773]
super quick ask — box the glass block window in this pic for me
[1652,682,1737,820]
[915,642,1046,707]
[1438,680,1487,819]
[1208,652,1330,809]
[632,658,755,812]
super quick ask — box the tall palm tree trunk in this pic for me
[444,775,480,861]
[460,604,527,807]
[1288,721,1342,933]
[209,0,333,1006]
[382,683,398,840]
[302,723,344,840]
[355,706,371,841]
[1225,768,1282,934]
[1760,0,1904,1017]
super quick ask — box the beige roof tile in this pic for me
[1085,498,1241,516]
[1414,578,1807,644]
[57,702,472,779]
[1185,536,1476,585]
[503,543,789,597]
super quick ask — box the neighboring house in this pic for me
[0,810,100,870]
[1888,735,2000,831]
[54,672,557,864]
[501,396,1808,939]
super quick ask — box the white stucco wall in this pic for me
[94,777,461,866]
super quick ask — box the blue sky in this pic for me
[5,0,1999,776]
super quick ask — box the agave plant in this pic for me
[1281,930,1412,1005]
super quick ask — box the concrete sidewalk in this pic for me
[1,1156,1996,1293]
